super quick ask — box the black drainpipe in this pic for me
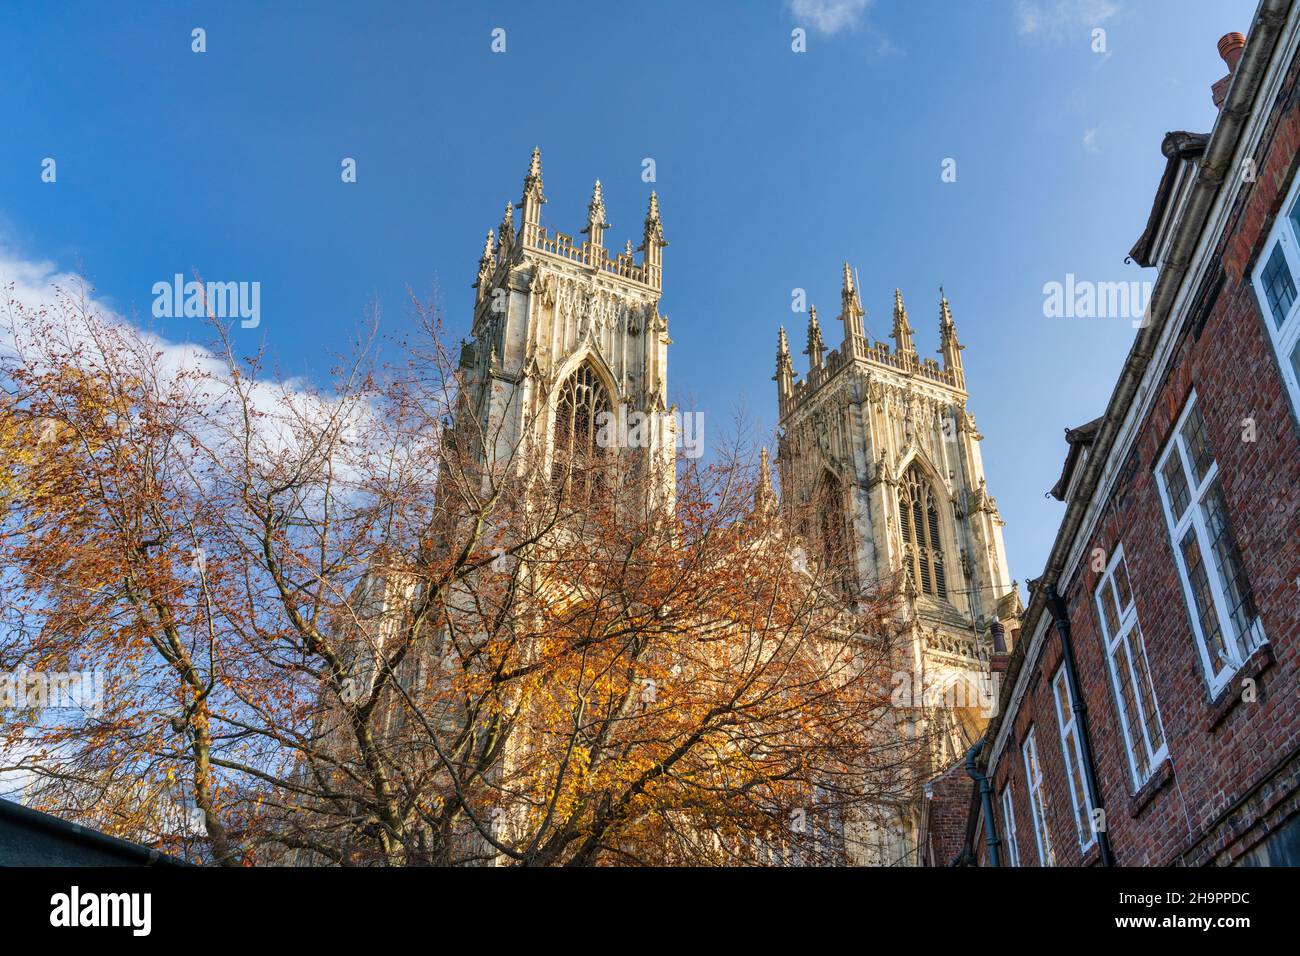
[964,738,1000,867]
[1046,585,1115,867]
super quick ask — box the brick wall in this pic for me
[925,762,975,865]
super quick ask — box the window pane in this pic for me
[1001,790,1019,867]
[1098,583,1121,640]
[1064,726,1092,842]
[1162,453,1191,519]
[1053,674,1070,727]
[1179,403,1214,486]
[1113,559,1134,613]
[1111,639,1149,782]
[1024,735,1054,866]
[1037,790,1054,864]
[1180,527,1231,671]
[1290,338,1300,385]
[1054,675,1093,846]
[1129,625,1165,756]
[1199,478,1259,656]
[1261,242,1296,329]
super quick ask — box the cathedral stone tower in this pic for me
[774,267,1021,863]
[458,148,675,502]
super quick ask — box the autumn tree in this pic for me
[0,281,931,865]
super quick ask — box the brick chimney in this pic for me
[1212,32,1247,108]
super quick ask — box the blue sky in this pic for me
[0,0,1257,588]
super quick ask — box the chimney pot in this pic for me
[1218,32,1246,72]
[990,620,1007,653]
[1212,32,1246,108]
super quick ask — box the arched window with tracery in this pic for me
[815,471,857,599]
[551,361,611,497]
[898,464,947,599]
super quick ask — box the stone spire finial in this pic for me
[755,446,778,516]
[519,147,546,240]
[474,229,495,300]
[497,201,515,255]
[805,305,826,370]
[642,191,665,243]
[582,179,609,248]
[891,288,915,356]
[639,191,667,287]
[775,325,795,403]
[938,286,965,383]
[840,261,865,342]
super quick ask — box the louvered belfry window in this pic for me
[552,361,611,497]
[898,465,947,599]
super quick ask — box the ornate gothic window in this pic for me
[898,465,947,599]
[815,471,857,600]
[552,361,611,497]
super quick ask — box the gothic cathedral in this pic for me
[456,149,1020,865]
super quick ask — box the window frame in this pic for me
[1249,173,1300,420]
[550,360,612,497]
[897,464,948,600]
[1051,668,1098,852]
[1094,544,1168,790]
[1154,392,1265,696]
[1021,728,1055,867]
[1000,784,1020,867]
[816,471,857,600]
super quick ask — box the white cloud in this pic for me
[788,0,873,36]
[1082,127,1101,154]
[1016,0,1118,41]
[0,244,368,476]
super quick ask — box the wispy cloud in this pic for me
[1016,0,1118,42]
[787,0,873,36]
[0,244,365,469]
[1082,127,1101,154]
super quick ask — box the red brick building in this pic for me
[939,0,1300,867]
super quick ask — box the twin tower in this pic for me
[461,146,1019,639]
[460,151,1021,861]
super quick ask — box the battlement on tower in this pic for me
[786,336,965,411]
[775,266,968,420]
[474,148,666,304]
[529,228,659,287]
